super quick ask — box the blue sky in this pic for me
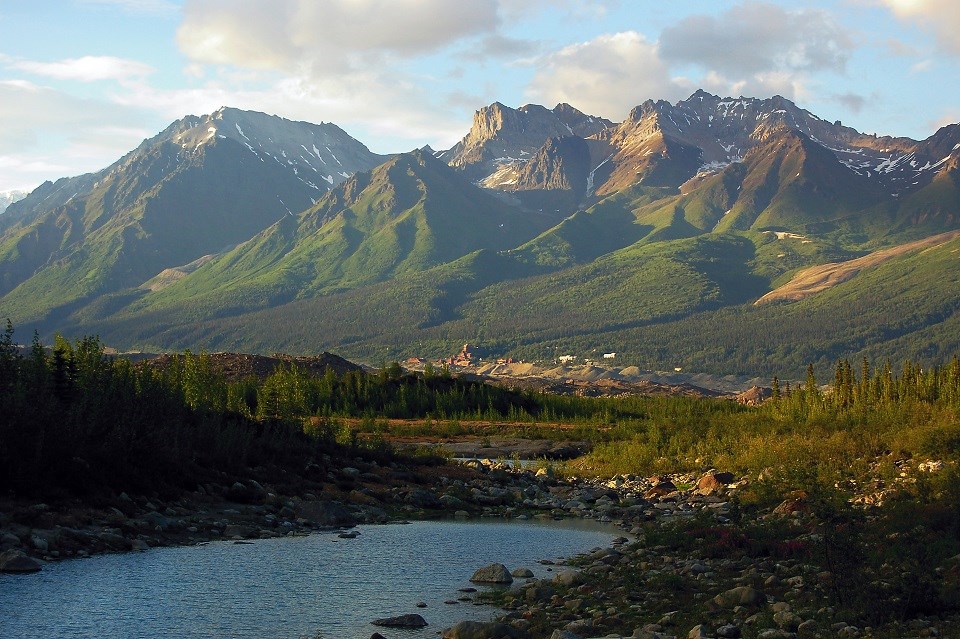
[1,0,958,192]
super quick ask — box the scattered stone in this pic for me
[716,624,741,638]
[372,614,428,628]
[511,567,534,578]
[470,563,513,584]
[773,611,800,632]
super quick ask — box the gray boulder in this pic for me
[443,620,525,639]
[711,586,764,609]
[298,500,357,527]
[0,549,42,573]
[470,563,513,584]
[406,488,442,509]
[372,614,428,628]
[553,569,583,587]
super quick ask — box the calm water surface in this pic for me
[0,518,618,639]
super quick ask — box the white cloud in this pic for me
[527,31,684,120]
[108,69,471,154]
[660,2,853,76]
[10,56,154,83]
[176,0,501,74]
[878,0,960,54]
[522,2,849,122]
[0,80,152,190]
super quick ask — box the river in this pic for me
[0,518,619,639]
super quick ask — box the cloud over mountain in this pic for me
[176,0,501,74]
[527,32,682,119]
[877,0,960,54]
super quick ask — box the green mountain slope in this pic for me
[73,150,559,326]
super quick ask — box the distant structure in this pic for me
[558,355,576,364]
[602,352,617,360]
[448,343,476,367]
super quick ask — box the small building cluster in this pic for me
[446,343,476,368]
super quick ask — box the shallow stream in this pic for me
[0,518,619,639]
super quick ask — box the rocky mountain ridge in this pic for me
[2,93,960,375]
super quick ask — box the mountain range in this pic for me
[2,91,959,377]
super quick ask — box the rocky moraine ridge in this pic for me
[2,453,958,639]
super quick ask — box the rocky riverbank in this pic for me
[3,453,958,639]
[437,462,960,639]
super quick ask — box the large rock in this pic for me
[644,481,677,499]
[225,481,266,504]
[711,586,764,609]
[0,549,42,573]
[697,471,735,495]
[470,563,513,584]
[406,488,442,509]
[372,614,428,628]
[553,569,583,587]
[443,620,525,639]
[298,500,357,527]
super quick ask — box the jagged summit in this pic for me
[468,90,959,202]
[440,100,612,182]
[148,107,386,191]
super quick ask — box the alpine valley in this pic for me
[3,91,960,377]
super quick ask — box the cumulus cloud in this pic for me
[527,31,684,120]
[10,56,154,83]
[0,80,152,190]
[660,2,853,76]
[176,0,501,74]
[108,69,471,153]
[878,0,960,54]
